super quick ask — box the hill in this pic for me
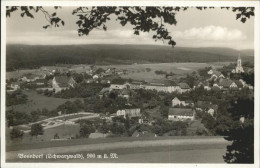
[6,44,254,71]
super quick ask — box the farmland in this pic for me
[97,62,231,82]
[6,124,80,146]
[6,90,83,114]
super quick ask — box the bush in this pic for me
[31,123,44,137]
[10,128,24,139]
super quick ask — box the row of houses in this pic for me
[109,80,191,94]
[168,97,219,121]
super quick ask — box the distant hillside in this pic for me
[6,44,254,71]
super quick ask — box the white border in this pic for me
[1,1,260,168]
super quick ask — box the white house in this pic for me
[172,97,186,107]
[52,76,76,93]
[116,108,141,119]
[168,108,195,121]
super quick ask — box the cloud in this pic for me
[173,25,247,41]
[6,29,152,45]
[6,26,253,49]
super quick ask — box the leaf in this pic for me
[52,12,56,17]
[76,20,83,27]
[236,14,241,20]
[43,25,50,29]
[26,12,34,18]
[61,21,65,26]
[241,18,246,23]
[134,30,139,35]
[103,25,107,31]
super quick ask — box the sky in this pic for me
[6,7,254,50]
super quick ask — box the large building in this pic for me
[109,80,184,94]
[168,108,195,121]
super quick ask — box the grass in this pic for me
[6,124,80,147]
[6,134,225,152]
[187,120,208,135]
[93,62,230,82]
[6,90,81,114]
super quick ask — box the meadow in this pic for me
[72,62,231,82]
[6,90,82,114]
[6,124,80,146]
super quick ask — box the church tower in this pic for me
[235,53,244,73]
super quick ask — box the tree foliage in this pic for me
[30,123,44,137]
[10,128,24,139]
[79,120,95,138]
[223,98,254,163]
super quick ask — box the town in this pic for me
[6,54,254,143]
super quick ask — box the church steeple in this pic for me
[237,53,242,67]
[235,53,244,73]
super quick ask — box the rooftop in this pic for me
[168,108,194,116]
[55,76,74,87]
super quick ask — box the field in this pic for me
[98,62,230,82]
[6,90,82,114]
[6,124,80,146]
[6,136,230,163]
[6,62,231,83]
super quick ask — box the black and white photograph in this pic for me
[1,1,259,167]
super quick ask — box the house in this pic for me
[207,105,218,117]
[10,82,20,91]
[195,81,211,91]
[21,73,45,82]
[100,79,111,84]
[218,79,237,90]
[116,108,141,119]
[195,101,212,111]
[172,97,186,107]
[110,84,127,90]
[207,69,215,75]
[168,108,195,121]
[7,82,20,92]
[100,113,116,122]
[210,71,225,81]
[52,76,76,93]
[234,80,244,89]
[119,89,130,99]
[99,87,110,98]
[129,81,145,89]
[178,83,191,93]
[93,74,99,79]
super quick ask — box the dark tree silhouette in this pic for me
[30,123,44,137]
[224,98,254,163]
[6,6,254,47]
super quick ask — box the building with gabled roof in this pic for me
[52,75,76,93]
[168,108,195,121]
[178,82,191,93]
[218,79,237,90]
[172,97,186,107]
[116,108,141,119]
[210,71,225,81]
